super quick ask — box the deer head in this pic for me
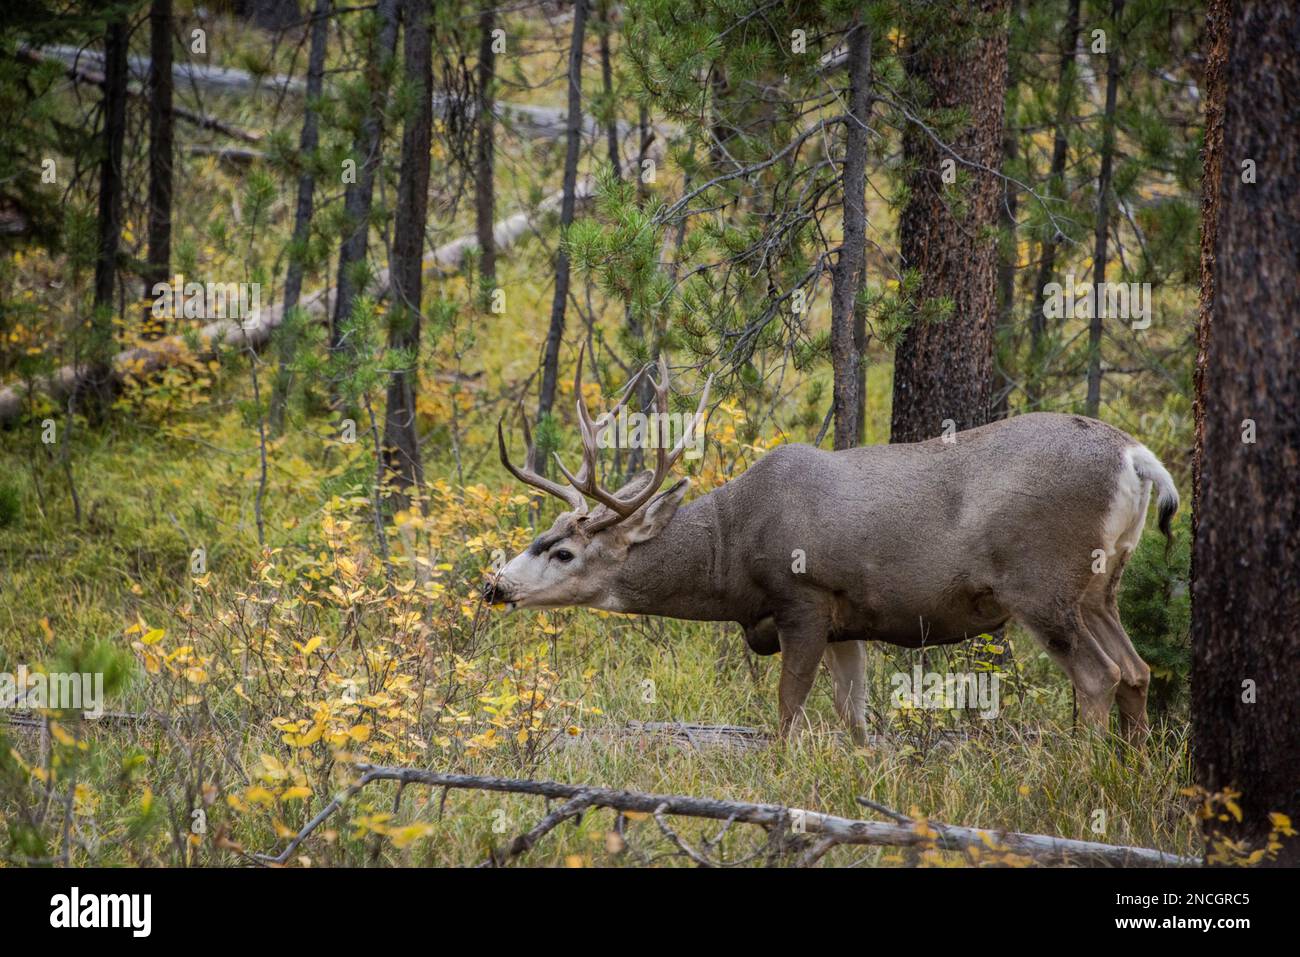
[484,351,711,611]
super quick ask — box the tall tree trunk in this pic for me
[830,19,871,451]
[382,0,434,506]
[635,101,649,204]
[1191,0,1229,535]
[1191,0,1300,868]
[330,0,399,404]
[1028,0,1081,404]
[475,0,497,287]
[537,0,589,421]
[993,0,1023,419]
[889,1,1008,443]
[145,0,174,341]
[270,0,331,435]
[993,121,1017,418]
[1084,0,1122,418]
[87,15,130,416]
[597,0,620,177]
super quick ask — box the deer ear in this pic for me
[622,478,689,544]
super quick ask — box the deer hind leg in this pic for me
[775,613,829,740]
[1018,603,1121,731]
[1083,552,1151,742]
[823,641,869,746]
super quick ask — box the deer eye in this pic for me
[553,548,575,563]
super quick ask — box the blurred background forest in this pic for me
[0,0,1287,867]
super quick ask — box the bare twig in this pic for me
[653,803,715,866]
[489,792,595,866]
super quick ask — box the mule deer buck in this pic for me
[485,355,1179,745]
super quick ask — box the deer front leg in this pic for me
[775,613,829,739]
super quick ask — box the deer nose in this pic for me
[481,580,510,604]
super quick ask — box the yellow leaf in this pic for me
[142,628,165,645]
[49,723,76,746]
[259,754,286,780]
[246,786,276,807]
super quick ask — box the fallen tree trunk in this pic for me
[41,43,306,95]
[185,144,265,165]
[20,47,263,144]
[0,180,594,425]
[255,762,1198,867]
[39,45,676,149]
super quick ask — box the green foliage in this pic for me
[0,479,19,528]
[1119,514,1191,714]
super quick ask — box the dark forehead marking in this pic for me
[528,531,570,557]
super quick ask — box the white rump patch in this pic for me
[1100,447,1154,559]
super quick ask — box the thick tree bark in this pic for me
[993,0,1025,420]
[537,0,589,421]
[889,1,1008,443]
[382,0,434,505]
[993,121,1017,419]
[830,19,871,451]
[1084,0,1123,418]
[1028,0,1081,400]
[475,0,497,286]
[1191,0,1300,867]
[1191,0,1229,535]
[86,16,130,415]
[270,0,331,435]
[145,0,174,340]
[330,0,399,402]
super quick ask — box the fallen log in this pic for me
[185,144,265,165]
[253,762,1199,867]
[39,45,678,148]
[0,179,594,426]
[41,43,305,95]
[19,46,263,144]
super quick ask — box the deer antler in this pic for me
[499,346,712,531]
[497,402,589,514]
[555,349,712,534]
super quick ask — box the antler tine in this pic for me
[571,344,648,488]
[570,344,600,487]
[581,360,714,534]
[498,405,587,513]
[664,370,713,463]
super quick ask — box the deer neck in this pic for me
[607,493,738,622]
